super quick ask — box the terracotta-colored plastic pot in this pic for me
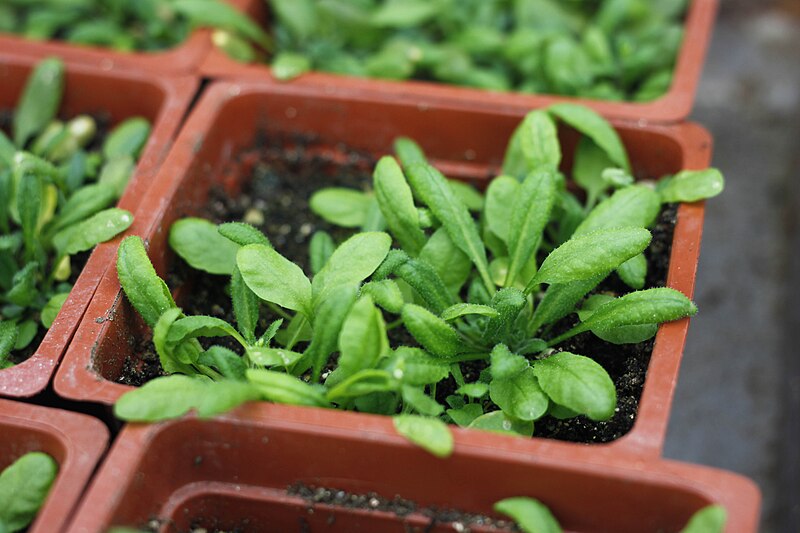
[200,0,718,123]
[55,80,710,458]
[0,398,109,532]
[0,53,197,398]
[66,404,761,533]
[0,0,249,75]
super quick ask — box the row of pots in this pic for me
[0,3,759,531]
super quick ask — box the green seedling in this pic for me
[0,452,58,532]
[113,104,722,458]
[263,0,688,101]
[0,58,145,369]
[495,497,727,533]
[2,0,270,59]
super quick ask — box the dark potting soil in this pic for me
[288,484,518,533]
[117,132,678,444]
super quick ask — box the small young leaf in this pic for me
[386,346,450,386]
[309,230,335,275]
[0,321,19,366]
[218,222,270,247]
[494,497,562,533]
[468,411,533,436]
[490,344,529,381]
[153,308,196,374]
[247,346,304,368]
[361,280,405,314]
[617,253,647,290]
[514,111,561,173]
[405,163,493,292]
[402,304,465,358]
[166,315,245,348]
[117,236,177,328]
[54,208,133,257]
[485,287,527,344]
[197,346,247,380]
[372,0,439,27]
[447,404,483,427]
[441,303,498,321]
[272,52,311,80]
[533,352,616,421]
[401,385,444,416]
[312,232,392,305]
[7,263,39,307]
[246,369,329,407]
[580,287,697,333]
[0,452,58,532]
[573,137,613,203]
[173,0,272,49]
[374,156,426,255]
[102,117,151,160]
[310,188,372,228]
[270,0,317,40]
[528,227,651,290]
[680,505,727,533]
[484,175,519,243]
[338,295,387,378]
[393,414,453,458]
[418,228,472,297]
[528,277,602,333]
[456,382,489,398]
[394,137,428,169]
[238,244,312,315]
[114,375,259,422]
[169,218,239,276]
[49,183,117,233]
[14,58,64,147]
[547,103,630,172]
[41,292,69,328]
[304,284,358,380]
[573,185,660,236]
[231,267,259,344]
[490,367,549,421]
[448,180,484,212]
[658,168,725,203]
[97,155,135,197]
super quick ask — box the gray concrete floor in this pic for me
[662,2,800,532]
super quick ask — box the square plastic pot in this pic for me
[55,80,711,458]
[0,0,249,75]
[0,398,109,532]
[200,0,718,123]
[66,404,761,533]
[0,53,197,398]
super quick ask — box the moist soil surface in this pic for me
[118,133,676,444]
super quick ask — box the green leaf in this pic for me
[528,227,651,290]
[231,267,259,344]
[54,208,132,257]
[494,497,562,533]
[50,183,117,233]
[680,505,727,533]
[521,110,562,171]
[374,157,426,255]
[305,284,358,380]
[490,344,529,381]
[325,368,396,399]
[573,136,614,202]
[441,303,498,321]
[448,180,484,212]
[406,163,493,292]
[338,295,387,377]
[238,243,312,315]
[468,411,533,436]
[308,231,335,275]
[102,117,151,160]
[152,308,198,372]
[455,382,488,398]
[547,103,630,172]
[218,222,270,247]
[579,288,697,333]
[484,176,519,243]
[114,375,259,422]
[484,287,527,344]
[0,321,19,366]
[394,137,428,169]
[393,415,453,458]
[310,188,372,228]
[270,0,317,40]
[16,172,42,261]
[490,367,549,421]
[272,52,311,80]
[7,263,39,307]
[574,185,661,236]
[506,170,557,286]
[173,0,272,49]
[361,280,404,314]
[14,58,64,147]
[169,218,239,276]
[617,253,647,290]
[166,315,245,348]
[373,0,439,27]
[533,352,616,421]
[197,346,246,380]
[402,385,444,416]
[386,346,450,386]
[246,369,329,407]
[13,321,37,351]
[418,228,472,296]
[117,236,177,328]
[41,292,69,328]
[528,277,601,333]
[0,452,58,532]
[658,169,725,203]
[447,404,483,427]
[247,346,304,368]
[402,304,465,358]
[311,232,391,305]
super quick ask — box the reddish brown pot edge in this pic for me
[67,405,761,533]
[200,0,718,124]
[55,81,711,458]
[0,53,198,398]
[0,398,109,533]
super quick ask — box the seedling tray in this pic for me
[56,80,711,458]
[0,53,197,398]
[66,405,760,532]
[0,398,108,533]
[200,0,718,123]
